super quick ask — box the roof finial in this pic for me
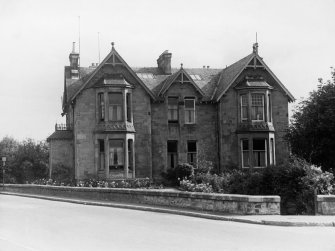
[180,63,183,69]
[253,32,259,54]
[111,42,115,50]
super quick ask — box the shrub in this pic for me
[51,164,74,185]
[179,178,213,193]
[162,163,194,186]
[191,155,335,214]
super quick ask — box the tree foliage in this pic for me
[287,68,335,172]
[0,137,49,183]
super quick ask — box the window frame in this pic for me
[98,93,105,122]
[187,140,197,167]
[239,91,272,123]
[108,92,124,122]
[184,97,196,124]
[167,140,178,169]
[251,94,265,122]
[168,97,179,123]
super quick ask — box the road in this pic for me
[0,194,334,251]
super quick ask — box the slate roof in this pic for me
[213,53,254,101]
[47,130,73,141]
[63,49,294,108]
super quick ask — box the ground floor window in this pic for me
[98,139,105,171]
[241,139,250,168]
[187,141,197,167]
[253,139,266,167]
[241,137,272,168]
[109,139,124,170]
[167,141,178,169]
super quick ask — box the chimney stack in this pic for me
[69,42,79,70]
[157,50,172,75]
[69,42,80,79]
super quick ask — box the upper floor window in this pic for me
[126,93,132,123]
[184,98,195,124]
[98,93,105,122]
[251,94,264,121]
[239,92,269,122]
[168,97,178,123]
[240,94,248,122]
[109,93,123,121]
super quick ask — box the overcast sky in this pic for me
[0,0,334,141]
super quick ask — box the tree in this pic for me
[287,67,335,172]
[0,137,49,183]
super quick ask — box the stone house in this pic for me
[47,42,294,180]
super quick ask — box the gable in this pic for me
[214,53,295,102]
[158,68,205,97]
[67,45,155,106]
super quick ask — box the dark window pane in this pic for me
[167,141,178,152]
[168,97,178,106]
[99,140,104,152]
[242,139,249,150]
[126,93,131,122]
[187,141,197,152]
[185,99,194,109]
[253,139,265,150]
[109,93,123,104]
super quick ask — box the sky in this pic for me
[0,0,334,141]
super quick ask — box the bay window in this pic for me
[241,137,272,168]
[240,92,269,122]
[241,94,248,121]
[251,94,264,121]
[98,93,105,122]
[109,139,124,169]
[253,139,266,167]
[108,93,123,121]
[241,139,250,168]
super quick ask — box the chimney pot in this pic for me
[203,66,205,69]
[72,42,76,53]
[207,66,210,69]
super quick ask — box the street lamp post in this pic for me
[2,157,6,190]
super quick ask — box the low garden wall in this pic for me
[316,195,335,215]
[1,184,280,215]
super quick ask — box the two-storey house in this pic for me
[47,42,294,180]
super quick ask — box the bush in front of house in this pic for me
[179,177,213,193]
[182,155,335,214]
[162,163,195,186]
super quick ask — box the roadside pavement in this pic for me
[1,191,334,227]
